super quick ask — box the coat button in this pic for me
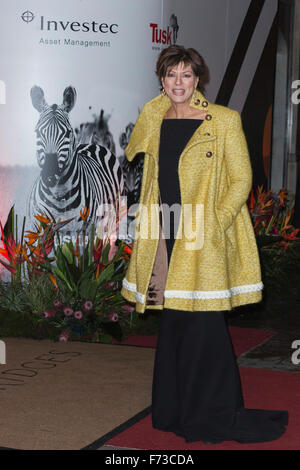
[194,99,201,105]
[205,114,212,120]
[206,151,213,158]
[202,101,208,107]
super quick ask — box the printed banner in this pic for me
[0,0,277,279]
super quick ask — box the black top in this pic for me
[158,119,203,252]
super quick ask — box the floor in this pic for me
[227,295,300,373]
[97,295,300,450]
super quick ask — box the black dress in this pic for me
[151,118,289,444]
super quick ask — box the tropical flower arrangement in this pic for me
[0,203,135,343]
[246,185,300,316]
[248,185,300,250]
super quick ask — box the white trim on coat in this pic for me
[122,278,263,303]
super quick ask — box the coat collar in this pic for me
[125,89,215,162]
[157,88,211,118]
[147,89,216,158]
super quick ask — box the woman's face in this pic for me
[162,61,199,105]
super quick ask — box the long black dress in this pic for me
[151,118,289,444]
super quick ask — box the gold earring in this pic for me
[193,87,200,105]
[162,87,166,95]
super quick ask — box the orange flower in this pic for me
[80,206,90,221]
[21,245,31,263]
[249,190,255,211]
[34,214,52,224]
[31,245,44,262]
[261,199,273,210]
[281,212,293,232]
[70,234,81,265]
[49,273,58,288]
[279,187,288,206]
[24,231,40,246]
[96,263,100,279]
[256,185,264,200]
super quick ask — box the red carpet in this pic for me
[115,326,276,357]
[107,327,298,450]
[105,367,299,450]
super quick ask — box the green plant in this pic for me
[258,237,300,303]
[0,204,135,342]
[0,280,30,313]
[23,272,57,314]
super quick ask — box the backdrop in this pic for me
[0,0,278,276]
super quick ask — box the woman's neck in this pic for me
[167,102,192,119]
[165,101,207,120]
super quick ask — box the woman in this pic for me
[121,45,288,444]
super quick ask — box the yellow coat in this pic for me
[121,89,263,313]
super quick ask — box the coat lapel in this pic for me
[125,89,215,161]
[146,89,216,161]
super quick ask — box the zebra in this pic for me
[118,121,144,243]
[28,85,125,238]
[74,109,116,154]
[119,122,144,207]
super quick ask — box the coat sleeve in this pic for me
[217,110,253,231]
[125,103,151,162]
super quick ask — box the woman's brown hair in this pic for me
[155,45,210,93]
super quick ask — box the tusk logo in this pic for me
[21,11,35,23]
[150,14,179,46]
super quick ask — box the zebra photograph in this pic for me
[27,85,125,241]
[74,108,116,155]
[118,121,144,243]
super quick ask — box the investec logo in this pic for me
[21,10,119,34]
